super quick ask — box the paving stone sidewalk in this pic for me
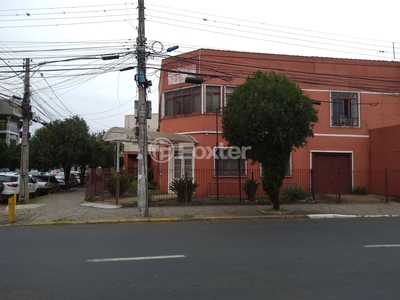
[1,188,400,226]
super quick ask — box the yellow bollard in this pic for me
[8,194,16,223]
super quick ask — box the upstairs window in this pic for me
[164,87,201,117]
[206,86,221,112]
[330,91,360,127]
[225,86,235,106]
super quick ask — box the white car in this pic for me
[0,173,39,201]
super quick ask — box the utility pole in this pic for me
[19,58,30,203]
[136,0,149,217]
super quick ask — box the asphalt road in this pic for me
[1,218,400,300]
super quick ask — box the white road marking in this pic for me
[308,214,357,219]
[87,255,186,262]
[364,244,400,248]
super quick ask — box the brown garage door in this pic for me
[312,153,352,194]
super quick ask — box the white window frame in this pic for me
[204,85,222,113]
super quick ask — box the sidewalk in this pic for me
[1,188,400,226]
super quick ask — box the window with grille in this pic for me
[173,149,193,179]
[214,147,246,177]
[225,86,235,106]
[206,86,221,112]
[164,87,201,117]
[330,91,360,127]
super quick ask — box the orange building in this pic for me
[124,49,400,198]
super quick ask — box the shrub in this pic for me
[148,180,158,190]
[132,180,138,196]
[169,177,199,202]
[104,170,134,196]
[281,186,310,202]
[349,186,368,195]
[243,179,260,201]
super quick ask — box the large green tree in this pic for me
[87,131,115,169]
[76,131,116,183]
[222,71,318,210]
[0,138,11,169]
[8,140,21,171]
[30,116,90,189]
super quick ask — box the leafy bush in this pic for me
[281,186,310,202]
[104,170,134,196]
[132,180,138,196]
[148,180,158,190]
[349,186,368,195]
[169,177,199,202]
[243,179,260,201]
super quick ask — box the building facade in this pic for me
[0,98,21,146]
[126,49,400,198]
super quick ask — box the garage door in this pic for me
[312,153,352,194]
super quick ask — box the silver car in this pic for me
[32,175,61,195]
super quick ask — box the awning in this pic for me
[102,127,198,144]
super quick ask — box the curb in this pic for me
[0,214,309,227]
[1,213,399,227]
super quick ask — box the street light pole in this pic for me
[136,0,148,217]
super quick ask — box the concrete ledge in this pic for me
[81,203,121,209]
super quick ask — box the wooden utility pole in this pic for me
[19,58,30,203]
[136,0,149,217]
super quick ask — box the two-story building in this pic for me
[122,48,400,198]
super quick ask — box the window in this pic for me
[225,86,235,106]
[330,91,359,127]
[214,147,246,177]
[164,87,201,117]
[206,86,221,112]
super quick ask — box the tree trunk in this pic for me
[272,200,280,210]
[270,195,280,210]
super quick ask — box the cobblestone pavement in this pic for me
[1,187,400,226]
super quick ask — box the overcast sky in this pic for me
[1,0,399,134]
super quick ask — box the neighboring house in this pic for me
[123,113,159,177]
[118,48,400,198]
[0,97,21,146]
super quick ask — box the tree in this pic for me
[30,116,90,189]
[222,71,318,210]
[87,131,115,169]
[8,140,21,171]
[76,131,116,184]
[0,138,11,169]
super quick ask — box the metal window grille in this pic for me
[330,91,359,126]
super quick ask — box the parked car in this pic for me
[28,170,43,176]
[0,173,39,201]
[70,171,81,185]
[55,172,78,189]
[32,175,61,195]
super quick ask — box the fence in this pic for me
[84,168,400,205]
